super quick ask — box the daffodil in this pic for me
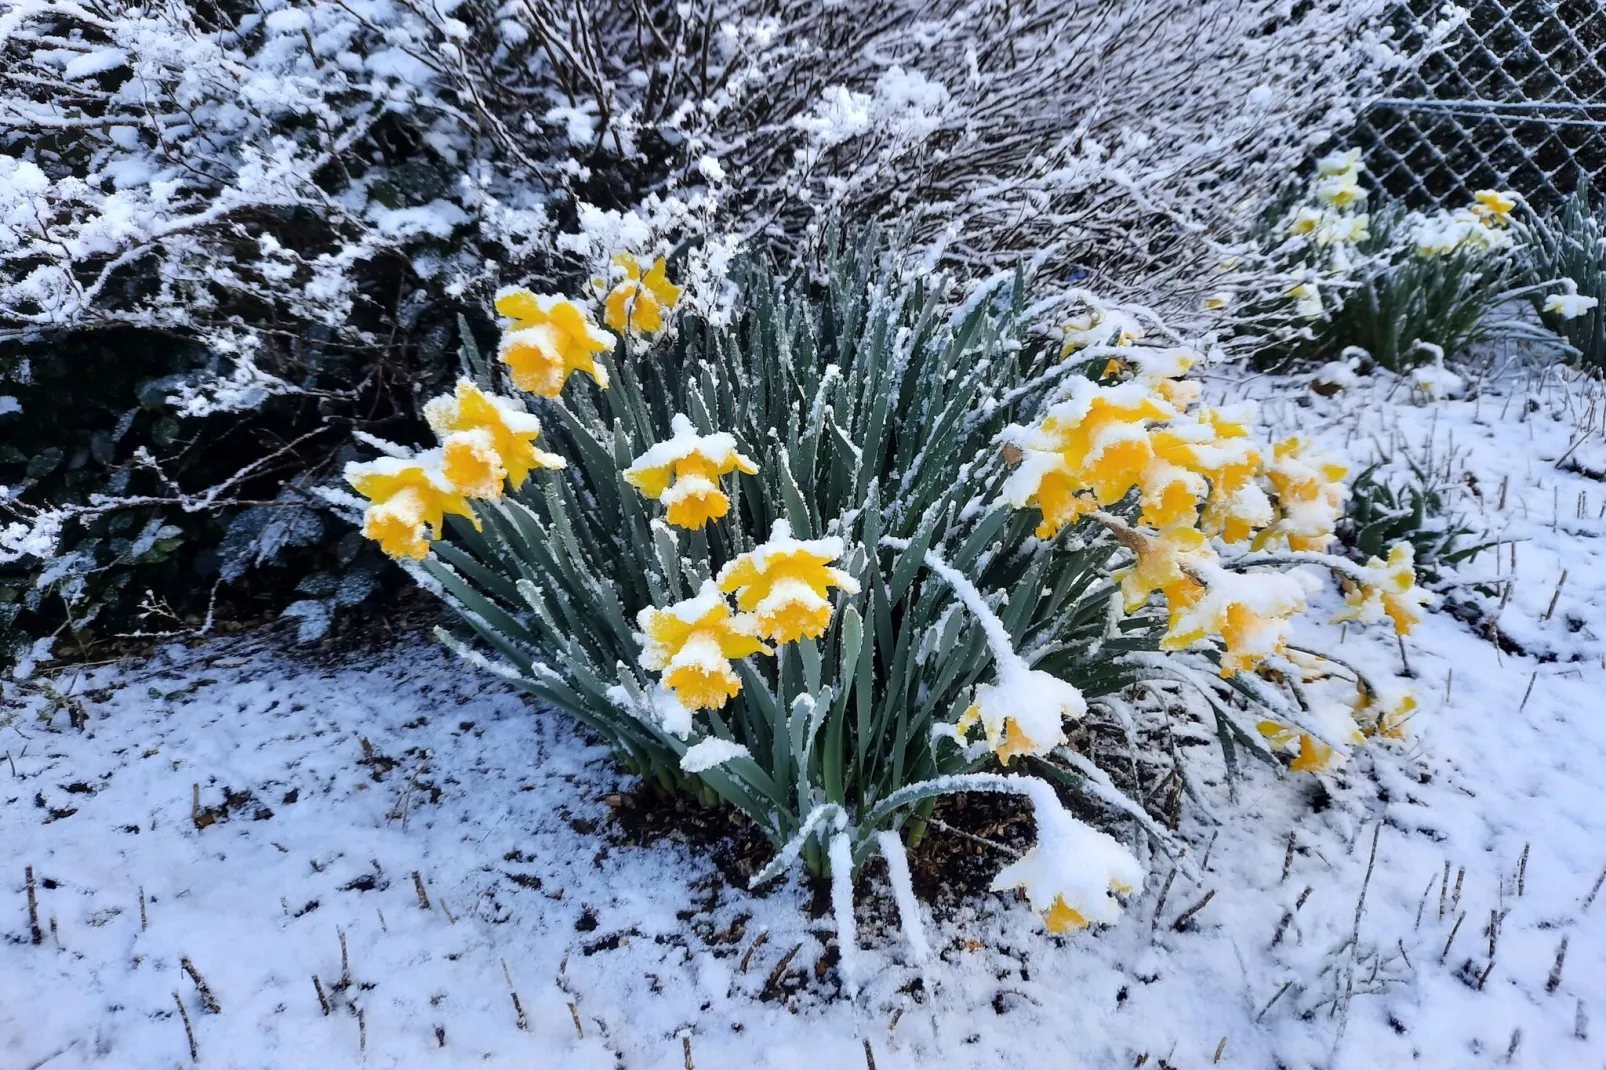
[623,415,759,529]
[1255,436,1346,552]
[1256,719,1361,773]
[345,452,479,561]
[1471,189,1517,227]
[715,519,859,643]
[954,666,1084,764]
[425,379,565,494]
[1289,282,1323,319]
[1164,566,1309,675]
[1062,305,1143,354]
[637,581,771,710]
[1330,543,1428,635]
[1112,524,1213,614]
[1544,289,1598,320]
[990,796,1143,933]
[1352,685,1417,740]
[603,254,682,335]
[494,288,616,397]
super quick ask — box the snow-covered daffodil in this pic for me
[494,288,616,397]
[424,379,565,495]
[345,452,479,561]
[991,795,1142,933]
[623,415,759,529]
[1330,542,1428,636]
[637,581,772,711]
[603,254,682,335]
[715,519,859,643]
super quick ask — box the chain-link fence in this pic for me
[1356,0,1606,209]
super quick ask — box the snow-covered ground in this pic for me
[4,365,1605,1069]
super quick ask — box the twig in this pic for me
[1440,911,1466,963]
[1475,958,1496,990]
[502,959,529,1031]
[1546,937,1569,993]
[338,928,350,989]
[1151,867,1178,930]
[140,886,148,932]
[1542,571,1567,621]
[567,1002,584,1039]
[438,898,457,924]
[1172,889,1216,931]
[355,1004,366,1051]
[172,992,198,1063]
[412,871,431,910]
[1583,862,1606,911]
[1517,843,1529,897]
[683,1035,695,1070]
[25,866,41,945]
[1280,832,1296,883]
[312,976,330,1016]
[762,943,804,999]
[1212,1036,1227,1064]
[739,930,769,973]
[1255,979,1294,1021]
[181,957,221,1014]
[863,1037,877,1070]
[1518,672,1538,713]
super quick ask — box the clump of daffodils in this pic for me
[1001,350,1427,691]
[624,415,760,530]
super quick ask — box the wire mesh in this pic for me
[1356,0,1606,209]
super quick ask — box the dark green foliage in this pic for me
[1339,462,1494,584]
[1521,181,1606,371]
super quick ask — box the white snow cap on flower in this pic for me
[342,449,458,494]
[963,658,1079,758]
[625,414,750,476]
[680,737,751,773]
[991,784,1144,929]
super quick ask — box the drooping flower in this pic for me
[1255,436,1346,552]
[1312,149,1365,208]
[1061,304,1144,354]
[603,254,682,335]
[1330,542,1428,636]
[494,288,616,397]
[345,452,479,561]
[1164,565,1311,675]
[991,793,1143,933]
[1257,719,1362,774]
[1544,288,1599,320]
[623,415,759,529]
[1289,282,1324,319]
[954,665,1084,765]
[1471,189,1517,227]
[424,379,566,493]
[715,519,860,643]
[636,581,772,710]
[1111,524,1213,614]
[1352,684,1418,740]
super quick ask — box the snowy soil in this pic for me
[5,366,1606,1070]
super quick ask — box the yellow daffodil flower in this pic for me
[623,415,759,529]
[603,254,682,335]
[715,519,859,643]
[494,288,616,397]
[1331,543,1428,635]
[425,379,565,495]
[637,581,771,710]
[345,452,479,560]
[1471,189,1517,227]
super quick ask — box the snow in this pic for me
[679,737,751,773]
[6,363,1606,1067]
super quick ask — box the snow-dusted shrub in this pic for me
[323,240,1430,942]
[1520,183,1606,371]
